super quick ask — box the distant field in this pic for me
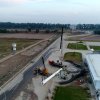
[67,43,88,50]
[53,86,90,100]
[90,46,100,51]
[68,35,100,41]
[64,52,82,64]
[0,33,54,58]
[0,33,53,39]
[81,35,100,41]
[0,38,39,59]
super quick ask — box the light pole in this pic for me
[42,57,45,69]
[60,27,64,55]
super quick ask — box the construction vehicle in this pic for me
[48,60,63,68]
[33,57,49,76]
[33,67,49,76]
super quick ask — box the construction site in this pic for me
[0,30,100,100]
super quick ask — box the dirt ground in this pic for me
[0,33,57,86]
[0,33,53,39]
[80,35,100,41]
[0,40,51,86]
[68,35,100,41]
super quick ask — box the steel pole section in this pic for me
[60,27,64,54]
[42,57,45,68]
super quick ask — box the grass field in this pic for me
[90,46,100,51]
[67,43,87,50]
[53,86,89,100]
[64,52,82,64]
[0,38,38,59]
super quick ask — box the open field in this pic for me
[54,86,89,100]
[68,35,100,41]
[64,52,82,64]
[67,43,88,50]
[90,46,100,51]
[0,33,57,86]
[64,30,87,36]
[81,35,100,41]
[0,40,52,86]
[0,38,39,59]
[0,33,55,59]
[0,33,53,39]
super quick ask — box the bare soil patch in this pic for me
[68,35,100,41]
[0,33,53,39]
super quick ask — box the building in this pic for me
[85,53,100,100]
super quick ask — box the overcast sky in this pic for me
[0,0,100,24]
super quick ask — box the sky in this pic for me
[0,0,100,24]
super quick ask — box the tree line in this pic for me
[0,22,70,30]
[76,24,100,35]
[76,24,100,30]
[1,23,100,34]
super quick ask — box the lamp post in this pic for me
[42,57,45,68]
[60,27,64,55]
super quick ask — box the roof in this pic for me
[86,53,100,81]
